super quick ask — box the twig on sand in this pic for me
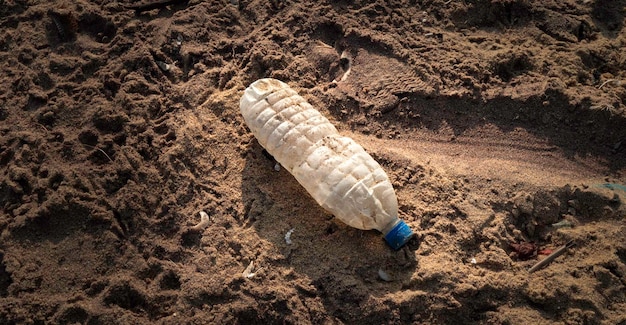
[37,123,113,163]
[80,144,114,163]
[598,79,622,89]
[528,240,575,273]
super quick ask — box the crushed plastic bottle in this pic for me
[240,78,414,249]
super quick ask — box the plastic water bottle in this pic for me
[240,78,414,249]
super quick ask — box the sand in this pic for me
[1,0,625,324]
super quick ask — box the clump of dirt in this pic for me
[1,0,625,324]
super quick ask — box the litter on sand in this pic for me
[528,240,576,273]
[285,228,295,245]
[190,211,210,231]
[242,261,258,278]
[378,269,392,282]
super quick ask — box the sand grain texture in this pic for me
[1,0,625,324]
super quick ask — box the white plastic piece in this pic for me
[242,261,257,278]
[240,78,399,232]
[156,61,171,72]
[378,269,391,282]
[285,228,295,245]
[190,211,210,231]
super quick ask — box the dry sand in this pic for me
[1,0,625,324]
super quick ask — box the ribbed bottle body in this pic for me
[240,78,399,231]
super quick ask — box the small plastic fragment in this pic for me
[274,163,281,172]
[470,257,477,264]
[538,249,554,255]
[378,269,391,282]
[190,211,210,231]
[332,50,352,83]
[242,261,256,278]
[551,220,574,229]
[285,228,295,245]
[156,61,171,72]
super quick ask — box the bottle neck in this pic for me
[380,218,401,236]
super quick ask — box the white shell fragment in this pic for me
[190,211,210,231]
[285,228,295,245]
[240,79,399,232]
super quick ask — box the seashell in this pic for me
[240,79,400,232]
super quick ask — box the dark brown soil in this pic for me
[1,0,625,324]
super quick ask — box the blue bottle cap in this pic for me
[384,220,414,250]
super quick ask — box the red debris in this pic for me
[538,249,554,255]
[509,241,537,260]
